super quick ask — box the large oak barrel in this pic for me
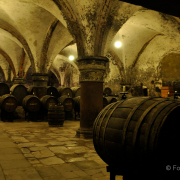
[103,87,112,96]
[58,95,74,111]
[22,95,41,112]
[57,87,73,97]
[71,87,81,97]
[0,94,17,112]
[40,95,58,110]
[93,97,180,179]
[46,86,59,98]
[10,84,28,106]
[73,96,80,112]
[0,83,10,96]
[48,105,65,126]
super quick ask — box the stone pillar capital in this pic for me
[13,77,26,84]
[77,56,109,82]
[32,73,49,87]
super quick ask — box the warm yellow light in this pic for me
[115,41,122,48]
[69,55,74,60]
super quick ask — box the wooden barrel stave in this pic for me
[58,95,74,112]
[40,95,58,110]
[0,83,10,96]
[0,94,17,112]
[71,87,81,97]
[10,84,28,106]
[93,97,180,177]
[22,95,41,112]
[57,87,73,97]
[46,86,59,98]
[48,105,65,126]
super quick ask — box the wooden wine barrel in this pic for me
[0,94,17,112]
[46,86,59,98]
[93,97,180,178]
[71,87,81,97]
[10,84,28,106]
[22,95,41,112]
[57,87,73,97]
[0,83,10,96]
[40,95,58,110]
[105,96,117,104]
[27,85,34,95]
[48,105,65,126]
[103,87,112,96]
[58,95,74,111]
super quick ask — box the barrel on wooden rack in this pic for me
[103,97,108,108]
[46,86,59,99]
[22,95,41,121]
[71,87,81,97]
[103,87,112,96]
[10,84,28,106]
[73,96,80,120]
[48,105,65,126]
[0,83,10,96]
[93,97,180,180]
[40,95,58,120]
[0,94,18,121]
[58,95,74,120]
[57,87,73,97]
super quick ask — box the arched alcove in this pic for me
[0,66,5,82]
[162,53,180,92]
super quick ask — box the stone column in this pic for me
[13,77,26,85]
[32,73,48,98]
[76,56,109,138]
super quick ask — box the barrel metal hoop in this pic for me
[122,97,153,147]
[93,103,113,145]
[150,103,180,153]
[132,99,171,151]
[95,102,119,140]
[144,100,175,153]
[102,100,125,158]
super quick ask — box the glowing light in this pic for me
[69,55,74,60]
[115,41,122,48]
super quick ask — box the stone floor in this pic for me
[0,120,123,180]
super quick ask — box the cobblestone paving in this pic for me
[0,120,123,180]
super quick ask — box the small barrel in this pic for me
[71,87,81,97]
[73,96,80,112]
[103,87,112,96]
[57,87,73,97]
[22,95,41,112]
[10,84,28,106]
[48,105,65,126]
[0,83,10,96]
[40,95,58,110]
[47,86,59,98]
[0,94,17,112]
[27,85,34,95]
[58,95,74,111]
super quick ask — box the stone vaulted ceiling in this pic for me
[0,0,179,84]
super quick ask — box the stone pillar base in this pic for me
[33,87,47,99]
[76,128,93,139]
